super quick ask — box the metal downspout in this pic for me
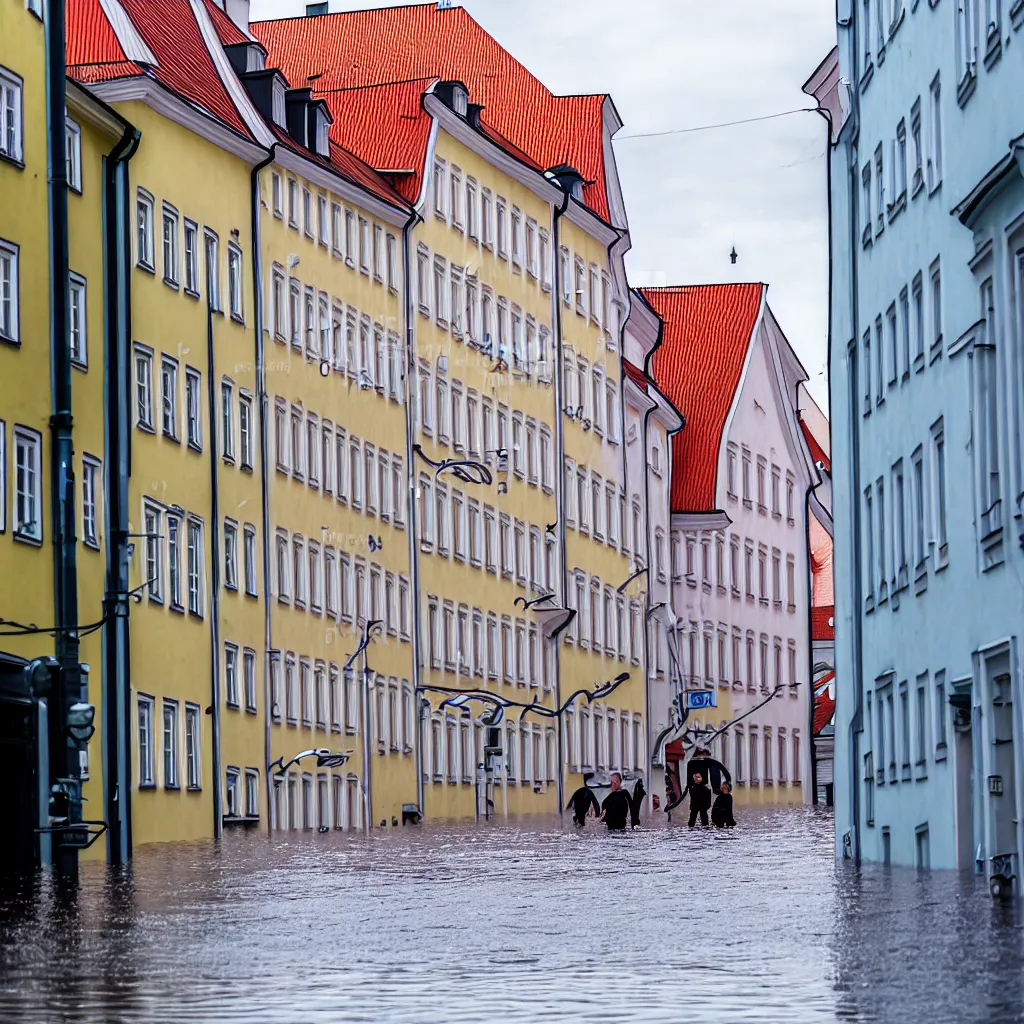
[206,301,223,839]
[102,122,141,866]
[248,147,275,829]
[45,0,81,881]
[550,188,571,816]
[401,210,426,817]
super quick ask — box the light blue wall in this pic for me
[829,0,1024,873]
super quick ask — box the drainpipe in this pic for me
[550,187,571,816]
[361,646,372,833]
[400,209,425,817]
[206,297,223,839]
[248,146,275,828]
[102,121,141,867]
[843,17,864,863]
[45,0,82,881]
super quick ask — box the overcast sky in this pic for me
[249,0,837,409]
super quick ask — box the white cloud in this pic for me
[249,0,836,407]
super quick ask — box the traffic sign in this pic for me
[684,691,717,710]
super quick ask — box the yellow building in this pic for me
[255,6,651,821]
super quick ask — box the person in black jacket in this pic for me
[600,773,631,831]
[566,773,602,826]
[685,747,732,795]
[627,777,646,828]
[711,781,736,828]
[681,770,712,827]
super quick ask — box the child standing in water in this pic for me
[682,770,712,827]
[711,781,736,828]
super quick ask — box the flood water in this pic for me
[0,807,1022,1024]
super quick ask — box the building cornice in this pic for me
[274,145,408,227]
[67,79,131,140]
[86,76,267,165]
[670,510,732,533]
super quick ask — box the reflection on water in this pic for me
[0,807,1021,1023]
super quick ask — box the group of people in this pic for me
[566,745,736,831]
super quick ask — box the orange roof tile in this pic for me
[642,284,764,514]
[66,0,253,139]
[622,360,648,394]
[251,4,613,221]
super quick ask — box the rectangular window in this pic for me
[223,519,238,591]
[912,272,924,370]
[162,700,179,788]
[183,368,202,449]
[68,273,87,367]
[243,523,257,597]
[927,74,942,191]
[896,119,907,201]
[184,220,199,296]
[137,696,155,787]
[161,206,179,286]
[204,230,220,311]
[929,258,942,358]
[187,517,204,616]
[160,357,179,440]
[137,190,155,270]
[239,393,253,469]
[184,703,201,788]
[228,244,243,321]
[0,239,19,342]
[0,68,24,163]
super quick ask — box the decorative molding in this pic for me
[670,510,731,532]
[948,317,985,359]
[273,145,408,227]
[87,77,267,165]
[66,80,129,140]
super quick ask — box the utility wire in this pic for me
[615,107,817,141]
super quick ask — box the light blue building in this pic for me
[805,1,1024,893]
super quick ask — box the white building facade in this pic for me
[644,285,818,807]
[810,0,1024,885]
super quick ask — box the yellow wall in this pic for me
[257,157,416,832]
[114,101,260,845]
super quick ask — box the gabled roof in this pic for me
[799,415,830,473]
[642,284,764,514]
[66,0,253,138]
[66,0,409,213]
[251,3,613,221]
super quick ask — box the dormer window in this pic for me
[315,109,330,158]
[570,179,584,201]
[272,78,286,129]
[452,84,468,117]
[246,47,266,73]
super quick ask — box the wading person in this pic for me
[686,746,732,795]
[681,770,712,828]
[627,777,646,829]
[566,773,602,826]
[711,781,736,828]
[601,773,632,831]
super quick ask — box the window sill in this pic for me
[137,261,156,275]
[984,32,1002,70]
[864,593,875,614]
[859,61,874,92]
[911,169,924,199]
[929,335,943,364]
[957,70,977,109]
[935,742,948,762]
[877,43,886,66]
[742,498,753,510]
[138,782,157,792]
[1013,0,1024,29]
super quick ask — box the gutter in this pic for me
[401,206,426,817]
[102,119,141,866]
[842,13,864,864]
[206,292,223,838]
[45,0,82,880]
[249,144,276,829]
[550,185,572,816]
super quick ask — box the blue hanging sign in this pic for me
[684,690,717,710]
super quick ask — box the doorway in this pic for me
[0,698,41,874]
[953,685,975,871]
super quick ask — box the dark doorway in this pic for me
[0,698,41,874]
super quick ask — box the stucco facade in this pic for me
[811,0,1024,883]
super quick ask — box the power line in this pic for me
[615,107,817,141]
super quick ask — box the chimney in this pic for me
[223,0,251,34]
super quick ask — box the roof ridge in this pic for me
[640,282,766,292]
[251,1,438,25]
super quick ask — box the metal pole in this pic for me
[46,0,82,882]
[361,648,372,834]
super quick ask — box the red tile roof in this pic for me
[66,0,253,139]
[313,78,435,204]
[251,4,613,221]
[67,0,127,67]
[642,284,764,514]
[622,360,649,394]
[201,0,251,46]
[811,605,835,641]
[801,416,831,473]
